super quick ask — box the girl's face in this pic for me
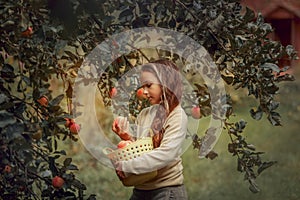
[140,71,162,105]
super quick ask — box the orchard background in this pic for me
[1,0,299,199]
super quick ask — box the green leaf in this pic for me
[246,144,256,151]
[65,50,77,61]
[0,20,15,27]
[0,102,14,111]
[63,191,77,198]
[235,119,247,132]
[21,75,31,86]
[257,161,277,175]
[250,107,263,120]
[49,157,58,175]
[119,8,133,23]
[268,111,281,126]
[243,7,255,22]
[285,45,298,59]
[64,158,72,167]
[249,178,260,193]
[40,170,52,178]
[207,14,225,32]
[205,150,218,160]
[87,195,97,200]
[54,139,58,150]
[0,110,16,128]
[260,63,280,73]
[221,74,234,84]
[168,17,176,28]
[275,74,295,82]
[50,94,65,106]
[4,123,25,141]
[0,93,8,104]
[200,106,211,117]
[237,158,244,172]
[1,64,16,78]
[67,164,79,171]
[228,143,236,153]
[60,150,67,155]
[72,179,87,190]
[267,101,279,111]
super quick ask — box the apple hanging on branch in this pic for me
[191,105,201,119]
[136,88,146,100]
[52,176,65,189]
[109,87,118,98]
[65,118,80,134]
[37,96,49,107]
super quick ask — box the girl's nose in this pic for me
[143,88,148,95]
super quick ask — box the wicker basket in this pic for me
[103,137,154,161]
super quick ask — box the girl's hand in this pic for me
[113,160,126,180]
[112,117,132,141]
[115,170,126,180]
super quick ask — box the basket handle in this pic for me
[103,147,114,155]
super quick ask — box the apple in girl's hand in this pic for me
[136,88,145,100]
[117,140,132,149]
[191,106,201,119]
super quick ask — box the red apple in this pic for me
[65,118,74,128]
[109,87,117,98]
[136,88,145,100]
[191,106,201,119]
[117,140,132,149]
[69,123,80,134]
[4,165,11,173]
[52,176,64,189]
[21,26,33,37]
[37,96,48,107]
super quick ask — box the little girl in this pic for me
[112,59,188,200]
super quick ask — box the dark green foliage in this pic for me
[0,0,297,198]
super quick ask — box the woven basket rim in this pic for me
[115,137,152,152]
[103,137,153,161]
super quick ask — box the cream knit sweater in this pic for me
[121,104,188,190]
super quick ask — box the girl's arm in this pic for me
[117,108,187,174]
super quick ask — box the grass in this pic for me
[183,108,300,200]
[64,74,300,200]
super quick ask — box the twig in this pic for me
[173,0,234,60]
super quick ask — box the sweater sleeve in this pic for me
[121,107,187,174]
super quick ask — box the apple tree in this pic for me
[0,0,95,199]
[0,0,298,199]
[87,0,298,193]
